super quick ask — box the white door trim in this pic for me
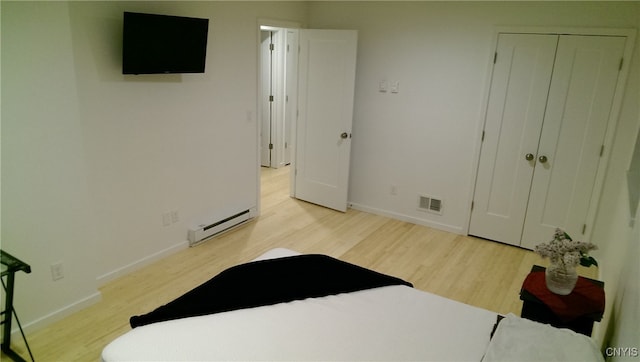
[256,19,302,215]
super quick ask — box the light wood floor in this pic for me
[6,166,597,361]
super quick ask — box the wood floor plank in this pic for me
[4,165,599,361]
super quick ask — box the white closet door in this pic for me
[520,35,626,249]
[469,34,558,246]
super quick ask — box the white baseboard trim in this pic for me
[15,291,102,337]
[8,241,189,339]
[96,240,189,287]
[349,202,464,235]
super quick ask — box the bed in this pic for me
[101,248,603,361]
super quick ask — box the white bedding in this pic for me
[483,313,604,362]
[103,284,497,361]
[101,248,602,361]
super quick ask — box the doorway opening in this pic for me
[257,25,358,213]
[259,26,297,170]
[259,25,298,206]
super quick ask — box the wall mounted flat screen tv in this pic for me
[123,12,209,74]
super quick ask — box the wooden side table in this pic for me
[519,265,605,336]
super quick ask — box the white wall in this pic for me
[1,1,307,331]
[308,1,640,235]
[591,5,640,350]
[606,201,640,362]
[67,1,265,283]
[2,1,100,328]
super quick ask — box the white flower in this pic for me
[534,228,597,268]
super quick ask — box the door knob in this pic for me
[340,132,349,139]
[525,153,534,161]
[538,155,548,163]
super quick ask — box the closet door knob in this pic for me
[538,155,548,163]
[525,153,534,161]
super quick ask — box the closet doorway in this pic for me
[469,30,634,249]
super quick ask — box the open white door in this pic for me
[294,30,357,212]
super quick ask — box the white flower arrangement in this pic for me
[534,228,598,268]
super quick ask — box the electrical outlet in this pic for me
[162,212,171,226]
[51,262,64,281]
[390,185,398,195]
[379,80,388,92]
[390,81,400,93]
[171,210,179,224]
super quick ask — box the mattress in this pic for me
[102,248,497,360]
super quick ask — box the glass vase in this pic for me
[545,261,578,295]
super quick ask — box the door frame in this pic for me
[466,26,636,243]
[256,19,301,215]
[259,27,288,169]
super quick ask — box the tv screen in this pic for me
[122,12,209,74]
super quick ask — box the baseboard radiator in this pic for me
[188,209,251,246]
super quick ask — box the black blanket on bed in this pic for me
[130,254,413,328]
